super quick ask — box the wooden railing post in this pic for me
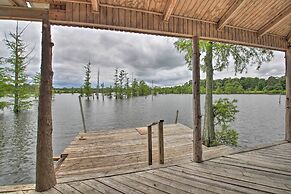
[175,110,179,124]
[147,125,153,165]
[158,120,164,164]
[78,95,87,133]
[286,47,291,142]
[192,36,202,162]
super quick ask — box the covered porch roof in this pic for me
[0,0,290,51]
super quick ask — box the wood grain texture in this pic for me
[2,142,290,193]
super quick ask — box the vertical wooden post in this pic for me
[158,120,164,164]
[78,95,87,133]
[36,12,57,192]
[192,36,202,162]
[175,110,179,124]
[147,126,152,165]
[286,47,291,142]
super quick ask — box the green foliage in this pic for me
[213,98,239,126]
[212,98,239,146]
[2,23,33,112]
[212,126,238,146]
[131,78,139,96]
[174,39,273,73]
[83,61,92,99]
[138,80,150,96]
[0,66,10,110]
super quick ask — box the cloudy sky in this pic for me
[0,20,286,88]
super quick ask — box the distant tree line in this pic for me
[54,75,286,96]
[156,76,285,95]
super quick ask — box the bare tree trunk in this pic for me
[192,36,202,162]
[36,12,56,192]
[14,23,19,113]
[203,42,215,147]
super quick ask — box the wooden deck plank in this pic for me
[124,173,191,194]
[68,181,102,194]
[81,179,122,194]
[137,171,220,194]
[54,183,82,193]
[110,175,166,194]
[173,164,290,193]
[161,167,267,193]
[211,157,291,176]
[180,162,291,190]
[97,178,144,194]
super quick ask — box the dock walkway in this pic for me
[1,124,291,193]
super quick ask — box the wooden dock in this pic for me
[55,123,234,182]
[1,124,291,193]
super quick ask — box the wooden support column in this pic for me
[36,11,57,192]
[286,47,291,142]
[192,36,202,162]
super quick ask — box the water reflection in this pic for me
[0,107,37,184]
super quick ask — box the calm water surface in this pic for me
[0,94,285,185]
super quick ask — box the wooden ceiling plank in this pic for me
[91,0,99,13]
[258,6,291,37]
[217,0,246,30]
[163,0,177,22]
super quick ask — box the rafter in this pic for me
[287,31,291,43]
[11,0,27,7]
[91,0,99,13]
[217,0,246,30]
[258,6,291,37]
[163,0,177,22]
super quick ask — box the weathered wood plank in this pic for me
[173,164,289,193]
[124,173,190,194]
[82,179,121,193]
[68,181,101,194]
[111,175,166,194]
[180,162,291,190]
[54,183,82,193]
[161,167,266,193]
[97,177,144,194]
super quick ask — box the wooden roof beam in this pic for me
[217,0,246,30]
[0,6,45,21]
[163,0,177,22]
[91,0,99,13]
[258,6,291,37]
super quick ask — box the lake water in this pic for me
[0,94,285,185]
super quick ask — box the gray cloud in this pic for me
[0,20,286,88]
